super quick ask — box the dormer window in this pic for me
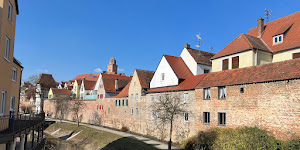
[273,34,283,45]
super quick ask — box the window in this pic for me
[203,88,211,100]
[218,86,226,99]
[161,73,165,81]
[293,52,300,59]
[118,100,121,106]
[184,112,189,122]
[273,35,283,44]
[122,99,125,106]
[108,107,110,113]
[218,112,226,126]
[4,36,11,61]
[240,88,244,93]
[12,67,17,82]
[100,94,103,99]
[136,108,139,115]
[231,56,239,69]
[1,91,7,116]
[222,59,229,71]
[203,112,210,125]
[157,112,161,119]
[10,96,15,111]
[183,93,188,103]
[115,100,118,106]
[150,95,154,103]
[125,99,128,106]
[151,111,155,120]
[131,108,133,115]
[49,95,52,99]
[7,2,12,22]
[204,69,210,74]
[131,94,133,100]
[136,93,138,101]
[74,86,77,91]
[157,95,161,102]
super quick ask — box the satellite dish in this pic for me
[196,34,201,40]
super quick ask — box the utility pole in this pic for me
[265,9,271,23]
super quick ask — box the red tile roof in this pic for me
[247,11,300,53]
[111,82,131,98]
[212,11,300,59]
[211,33,270,59]
[103,78,131,93]
[136,69,155,89]
[164,55,193,79]
[187,49,215,65]
[147,74,207,93]
[37,74,57,88]
[51,88,71,95]
[74,73,93,80]
[101,73,131,80]
[83,80,97,90]
[196,59,300,88]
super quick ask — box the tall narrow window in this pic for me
[131,94,133,100]
[222,59,229,71]
[122,99,125,106]
[183,93,188,103]
[218,86,226,99]
[232,56,239,69]
[1,91,7,116]
[151,111,155,120]
[4,36,11,61]
[184,112,189,122]
[136,93,138,101]
[157,112,161,119]
[203,112,210,125]
[136,108,139,115]
[150,95,154,103]
[131,108,133,115]
[218,112,226,126]
[157,95,161,102]
[203,88,211,100]
[126,99,128,106]
[12,67,17,82]
[7,2,12,22]
[161,73,165,81]
[115,100,118,106]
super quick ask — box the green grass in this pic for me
[44,122,158,150]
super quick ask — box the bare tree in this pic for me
[151,93,189,150]
[25,74,39,85]
[71,100,85,127]
[55,96,71,123]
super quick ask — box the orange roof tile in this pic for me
[164,55,193,79]
[111,82,131,98]
[101,73,132,80]
[51,88,71,95]
[136,69,154,89]
[196,59,300,88]
[103,78,131,93]
[83,80,97,90]
[187,49,215,65]
[74,73,93,80]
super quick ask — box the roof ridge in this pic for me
[242,33,254,48]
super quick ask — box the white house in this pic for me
[79,80,97,99]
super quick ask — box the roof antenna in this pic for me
[193,33,205,50]
[210,46,213,53]
[265,9,271,23]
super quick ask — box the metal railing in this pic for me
[0,113,44,140]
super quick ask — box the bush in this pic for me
[183,127,299,150]
[121,126,129,132]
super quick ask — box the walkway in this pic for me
[46,118,181,150]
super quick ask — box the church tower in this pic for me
[107,57,118,74]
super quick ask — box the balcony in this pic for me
[85,95,97,99]
[0,113,44,143]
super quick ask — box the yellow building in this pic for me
[48,88,71,99]
[212,12,300,72]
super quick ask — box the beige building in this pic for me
[212,12,300,72]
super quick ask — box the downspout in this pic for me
[18,67,23,114]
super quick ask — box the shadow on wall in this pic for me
[101,136,158,150]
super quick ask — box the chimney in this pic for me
[257,17,265,38]
[115,79,119,91]
[121,73,125,76]
[184,43,190,49]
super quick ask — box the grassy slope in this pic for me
[45,122,158,150]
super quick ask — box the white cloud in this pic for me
[118,68,125,72]
[94,68,103,73]
[36,69,48,73]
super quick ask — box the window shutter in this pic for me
[293,52,300,59]
[222,59,229,70]
[232,56,239,69]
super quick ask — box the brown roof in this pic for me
[211,33,270,59]
[51,88,71,95]
[101,73,131,80]
[25,86,36,99]
[196,59,300,88]
[37,74,57,88]
[136,69,155,89]
[147,74,207,93]
[112,82,131,98]
[247,11,300,53]
[164,55,193,79]
[187,49,215,65]
[103,78,131,93]
[73,73,93,80]
[83,80,97,90]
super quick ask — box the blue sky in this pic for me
[14,0,299,82]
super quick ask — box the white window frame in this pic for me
[135,93,138,101]
[4,36,11,61]
[7,2,13,23]
[218,86,226,99]
[204,88,211,100]
[184,112,189,122]
[183,93,188,103]
[273,34,283,45]
[12,67,17,82]
[1,90,7,116]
